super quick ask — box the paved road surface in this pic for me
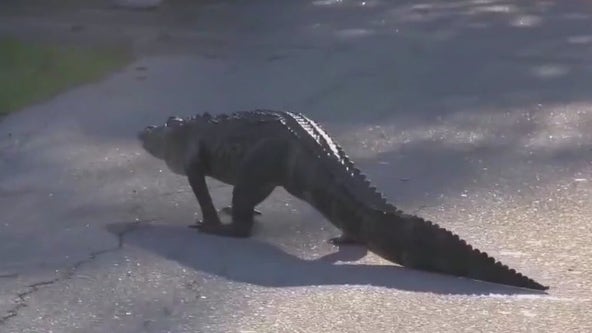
[1,1,591,332]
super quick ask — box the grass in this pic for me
[0,38,132,115]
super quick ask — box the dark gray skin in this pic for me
[138,110,549,291]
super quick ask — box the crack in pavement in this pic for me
[0,217,157,326]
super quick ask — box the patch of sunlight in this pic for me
[338,121,494,160]
[335,28,376,39]
[468,4,516,14]
[410,4,434,10]
[336,102,592,160]
[312,0,379,6]
[509,15,542,28]
[522,103,592,151]
[567,35,592,45]
[530,64,569,78]
[312,0,343,6]
[471,0,499,4]
[358,0,381,7]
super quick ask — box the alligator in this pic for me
[138,109,548,291]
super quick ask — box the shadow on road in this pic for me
[294,0,592,123]
[106,221,546,296]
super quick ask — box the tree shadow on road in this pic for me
[294,0,592,123]
[106,221,547,297]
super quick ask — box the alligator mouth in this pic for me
[138,125,165,159]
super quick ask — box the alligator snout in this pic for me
[138,125,155,141]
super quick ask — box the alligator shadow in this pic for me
[106,222,547,296]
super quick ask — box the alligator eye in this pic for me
[146,125,156,130]
[166,116,184,127]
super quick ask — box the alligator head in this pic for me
[138,116,190,175]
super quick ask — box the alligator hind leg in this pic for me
[195,139,288,238]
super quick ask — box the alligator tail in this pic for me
[362,210,548,290]
[276,110,547,290]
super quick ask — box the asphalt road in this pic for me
[1,1,591,332]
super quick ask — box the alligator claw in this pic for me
[188,217,221,229]
[327,234,360,246]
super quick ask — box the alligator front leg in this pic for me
[184,156,222,228]
[196,139,287,238]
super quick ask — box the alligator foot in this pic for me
[327,234,360,246]
[187,216,222,229]
[219,206,262,216]
[191,220,251,238]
